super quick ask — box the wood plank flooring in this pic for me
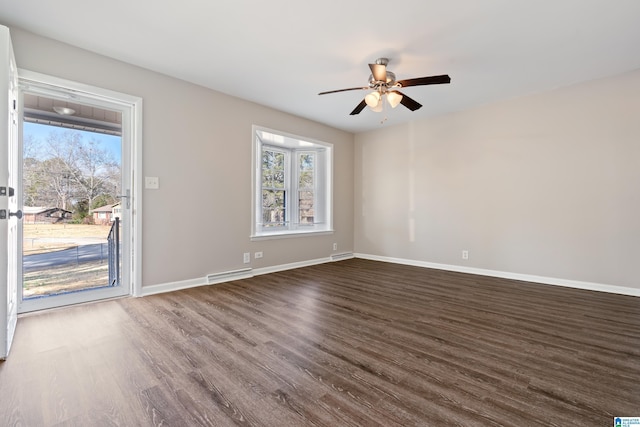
[1,258,639,426]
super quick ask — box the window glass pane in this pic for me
[298,153,314,224]
[262,189,285,227]
[262,150,285,188]
[298,190,314,225]
[299,153,314,189]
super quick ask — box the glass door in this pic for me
[17,72,136,312]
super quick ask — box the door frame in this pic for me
[17,70,143,312]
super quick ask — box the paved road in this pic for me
[23,243,110,272]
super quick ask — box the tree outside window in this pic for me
[261,148,286,227]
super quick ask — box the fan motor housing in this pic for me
[369,71,396,91]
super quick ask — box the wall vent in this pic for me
[206,268,253,284]
[330,252,354,262]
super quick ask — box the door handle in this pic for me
[118,189,131,209]
[0,209,22,220]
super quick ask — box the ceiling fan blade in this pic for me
[396,74,451,88]
[369,63,387,82]
[395,91,422,111]
[350,99,367,115]
[318,86,369,95]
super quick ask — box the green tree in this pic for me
[91,194,117,210]
[261,149,286,226]
[72,199,90,223]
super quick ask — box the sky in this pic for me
[23,122,122,163]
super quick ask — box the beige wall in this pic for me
[355,69,640,288]
[9,27,354,288]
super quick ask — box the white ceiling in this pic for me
[1,0,640,133]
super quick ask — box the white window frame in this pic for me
[251,125,333,239]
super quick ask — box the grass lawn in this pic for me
[24,223,111,239]
[22,223,114,297]
[23,223,112,255]
[23,261,109,297]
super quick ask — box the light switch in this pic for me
[145,176,159,189]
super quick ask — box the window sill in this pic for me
[250,229,334,241]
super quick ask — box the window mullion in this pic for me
[286,149,294,229]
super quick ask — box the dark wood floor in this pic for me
[1,259,638,426]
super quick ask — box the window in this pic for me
[252,126,332,238]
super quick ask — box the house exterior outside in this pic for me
[23,206,72,224]
[91,202,121,225]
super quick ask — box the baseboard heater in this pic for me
[330,252,354,261]
[206,268,253,284]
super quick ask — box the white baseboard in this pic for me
[252,257,330,276]
[354,253,640,297]
[139,257,333,297]
[139,253,639,298]
[139,277,206,297]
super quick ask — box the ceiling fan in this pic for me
[319,58,451,115]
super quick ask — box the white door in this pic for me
[0,25,20,360]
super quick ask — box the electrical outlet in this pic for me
[243,252,250,263]
[255,251,263,259]
[462,250,469,260]
[333,243,338,251]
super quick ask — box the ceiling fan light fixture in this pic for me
[387,91,403,108]
[364,91,380,108]
[371,101,383,112]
